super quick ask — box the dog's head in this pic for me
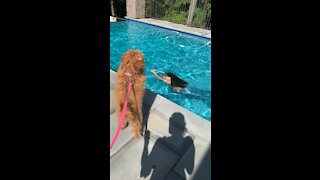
[121,50,145,74]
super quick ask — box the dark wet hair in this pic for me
[165,72,188,88]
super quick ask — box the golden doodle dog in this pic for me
[115,50,146,139]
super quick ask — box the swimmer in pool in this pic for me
[150,69,189,93]
[150,69,211,107]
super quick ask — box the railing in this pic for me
[145,0,211,30]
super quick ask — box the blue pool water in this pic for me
[110,20,211,121]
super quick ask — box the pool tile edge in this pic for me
[124,17,211,39]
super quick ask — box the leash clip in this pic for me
[125,71,135,83]
[129,76,134,83]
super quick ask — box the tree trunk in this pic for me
[111,0,115,17]
[204,0,208,7]
[169,0,174,21]
[186,0,198,26]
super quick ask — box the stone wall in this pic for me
[126,0,145,19]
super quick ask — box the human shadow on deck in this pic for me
[141,89,157,134]
[140,113,195,180]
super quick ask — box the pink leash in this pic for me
[110,72,134,149]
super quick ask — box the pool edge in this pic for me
[123,18,211,40]
[110,69,211,123]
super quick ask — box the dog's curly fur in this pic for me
[115,50,146,139]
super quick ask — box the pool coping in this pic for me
[110,69,211,141]
[123,17,211,40]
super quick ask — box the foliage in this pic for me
[146,0,211,29]
[192,2,211,29]
[163,10,188,24]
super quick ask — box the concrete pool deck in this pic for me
[110,69,211,180]
[124,17,211,39]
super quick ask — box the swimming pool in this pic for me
[110,19,211,121]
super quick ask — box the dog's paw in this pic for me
[133,131,142,139]
[121,122,128,130]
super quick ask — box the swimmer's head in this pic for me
[164,72,188,88]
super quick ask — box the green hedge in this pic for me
[146,0,211,29]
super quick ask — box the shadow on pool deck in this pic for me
[140,113,195,180]
[141,89,157,134]
[192,146,211,179]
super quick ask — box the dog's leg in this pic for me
[132,119,142,139]
[122,121,129,130]
[137,99,144,135]
[138,90,145,135]
[126,108,142,139]
[116,102,128,129]
[132,88,144,135]
[134,115,142,139]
